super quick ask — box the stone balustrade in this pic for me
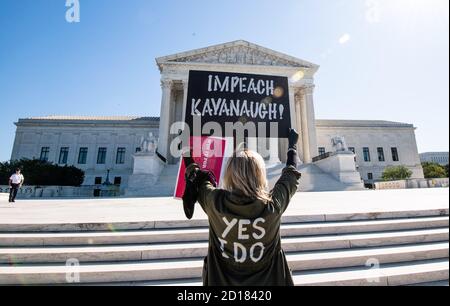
[0,185,121,199]
[375,178,449,190]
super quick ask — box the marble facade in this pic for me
[155,40,320,165]
[9,41,425,194]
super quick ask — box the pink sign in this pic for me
[174,136,228,199]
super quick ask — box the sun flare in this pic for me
[386,0,448,17]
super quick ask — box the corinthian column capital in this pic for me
[294,88,304,102]
[161,79,173,90]
[300,84,315,95]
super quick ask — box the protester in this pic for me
[182,129,301,286]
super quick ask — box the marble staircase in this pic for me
[0,209,448,286]
[267,163,365,192]
[135,161,366,198]
[133,165,179,197]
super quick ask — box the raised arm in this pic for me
[182,149,218,219]
[286,129,299,168]
[271,129,302,213]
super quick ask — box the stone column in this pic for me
[182,80,188,120]
[299,89,311,163]
[90,133,99,169]
[267,137,281,165]
[34,132,43,160]
[294,89,305,163]
[304,85,318,161]
[72,132,80,165]
[53,133,61,163]
[157,79,173,162]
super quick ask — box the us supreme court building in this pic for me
[10,41,425,196]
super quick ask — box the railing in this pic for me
[375,178,449,190]
[0,185,121,198]
[312,152,332,163]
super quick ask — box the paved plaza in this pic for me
[0,188,448,226]
[0,188,448,286]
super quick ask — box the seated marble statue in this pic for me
[140,132,157,154]
[331,136,348,152]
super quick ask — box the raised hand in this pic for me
[288,128,299,150]
[182,147,195,167]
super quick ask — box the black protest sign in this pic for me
[185,70,291,138]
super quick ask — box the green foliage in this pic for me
[381,166,413,181]
[444,164,449,178]
[422,162,447,179]
[0,159,84,186]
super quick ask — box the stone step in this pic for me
[299,164,363,190]
[1,228,447,264]
[267,164,355,192]
[1,216,447,247]
[0,246,447,285]
[1,208,447,232]
[145,161,365,196]
[293,259,450,286]
[409,280,449,286]
[147,165,179,196]
[123,259,450,287]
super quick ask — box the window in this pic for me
[377,147,385,162]
[78,147,88,164]
[58,147,69,164]
[114,177,122,185]
[135,147,142,153]
[391,147,399,162]
[368,173,373,180]
[363,147,371,162]
[116,147,126,164]
[40,147,50,162]
[97,147,107,164]
[318,147,326,156]
[94,177,102,185]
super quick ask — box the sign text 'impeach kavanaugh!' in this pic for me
[185,70,291,139]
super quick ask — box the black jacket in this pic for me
[185,164,301,286]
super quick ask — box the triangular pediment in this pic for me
[156,40,318,70]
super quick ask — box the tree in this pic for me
[0,159,84,186]
[382,166,413,181]
[422,162,447,179]
[444,164,449,178]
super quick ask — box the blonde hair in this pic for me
[223,149,271,204]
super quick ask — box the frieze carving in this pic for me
[171,46,305,67]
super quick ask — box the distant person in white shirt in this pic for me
[9,169,24,203]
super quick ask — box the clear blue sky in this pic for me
[0,0,448,161]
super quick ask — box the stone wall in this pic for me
[374,178,449,190]
[316,121,424,182]
[10,117,159,188]
[0,185,121,199]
